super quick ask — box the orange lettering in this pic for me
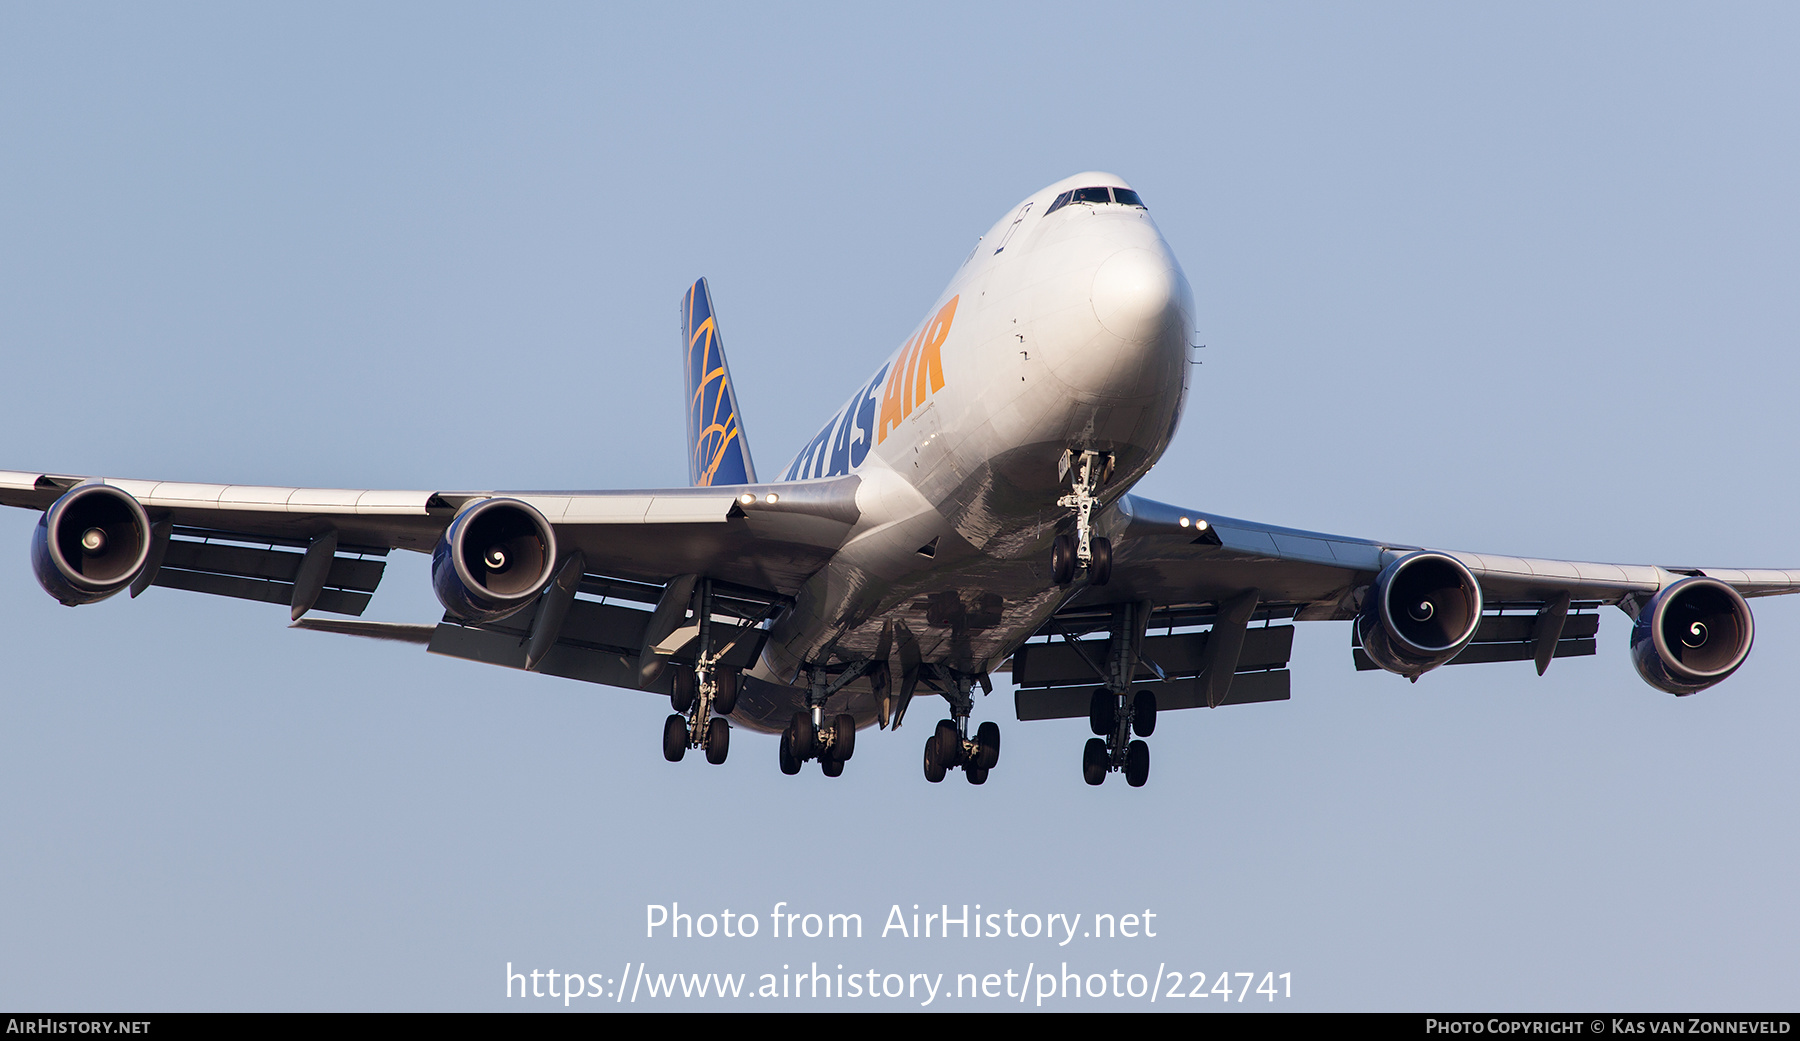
[912,296,957,405]
[903,329,925,415]
[876,333,918,444]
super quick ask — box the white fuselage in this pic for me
[739,172,1196,732]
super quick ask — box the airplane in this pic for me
[6,170,1796,788]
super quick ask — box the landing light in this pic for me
[765,493,779,504]
[1179,517,1189,528]
[1196,519,1209,531]
[739,493,755,505]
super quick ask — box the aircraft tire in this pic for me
[821,757,844,778]
[933,719,963,767]
[1133,689,1157,736]
[670,668,695,713]
[1082,738,1108,786]
[1091,537,1113,586]
[788,711,816,761]
[965,765,988,785]
[976,721,1000,769]
[833,713,856,761]
[1089,688,1112,736]
[1126,739,1150,787]
[923,734,947,783]
[705,717,730,765]
[662,714,687,763]
[778,731,802,776]
[714,669,739,715]
[1051,535,1076,585]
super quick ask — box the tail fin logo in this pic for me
[683,279,756,487]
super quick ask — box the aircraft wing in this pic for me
[1091,493,1800,616]
[1011,493,1800,722]
[0,469,857,597]
[0,469,859,687]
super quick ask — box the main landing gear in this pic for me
[1084,687,1155,787]
[776,661,871,778]
[662,664,740,765]
[919,671,1001,785]
[923,717,1001,785]
[1062,600,1160,787]
[780,710,857,777]
[660,577,758,767]
[1052,449,1113,586]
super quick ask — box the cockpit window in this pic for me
[1043,186,1148,216]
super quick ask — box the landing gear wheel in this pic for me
[1125,739,1150,787]
[1082,737,1108,786]
[704,717,730,765]
[821,757,844,777]
[1090,536,1113,586]
[975,721,1001,769]
[833,713,856,761]
[1132,689,1158,737]
[662,714,688,763]
[787,711,816,761]
[965,765,989,785]
[778,731,802,775]
[923,733,947,783]
[1051,534,1076,586]
[670,668,695,713]
[713,669,739,715]
[933,719,963,768]
[1089,688,1113,737]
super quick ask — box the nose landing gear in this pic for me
[1054,449,1115,586]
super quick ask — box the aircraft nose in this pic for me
[1090,247,1179,341]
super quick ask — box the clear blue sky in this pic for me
[1,3,1796,1011]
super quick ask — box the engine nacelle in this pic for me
[1630,576,1753,696]
[1355,550,1484,678]
[431,497,557,623]
[32,483,153,606]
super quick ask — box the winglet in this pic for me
[682,278,758,487]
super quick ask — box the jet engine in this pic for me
[1355,550,1484,678]
[431,497,558,623]
[32,483,153,606]
[1630,576,1753,696]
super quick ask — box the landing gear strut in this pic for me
[1054,449,1114,586]
[663,669,736,765]
[1068,600,1156,787]
[659,577,754,766]
[919,670,1001,785]
[775,661,868,778]
[1084,687,1155,787]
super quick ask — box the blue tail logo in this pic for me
[682,278,757,487]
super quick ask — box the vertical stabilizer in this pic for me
[682,278,758,487]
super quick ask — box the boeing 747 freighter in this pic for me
[8,172,1793,787]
